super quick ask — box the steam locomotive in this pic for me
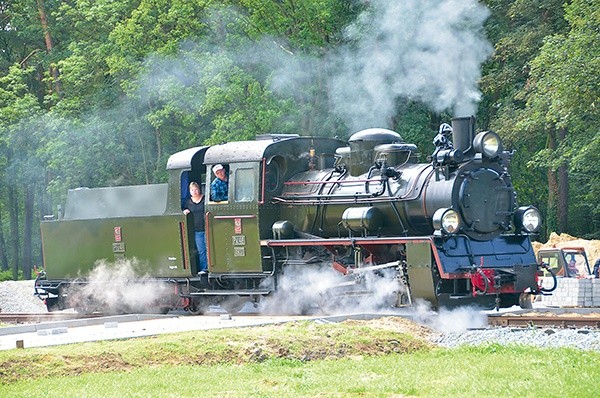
[35,116,545,314]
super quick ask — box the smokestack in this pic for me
[451,116,476,156]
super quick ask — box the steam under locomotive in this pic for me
[35,116,547,314]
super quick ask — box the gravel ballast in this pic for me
[0,280,46,313]
[431,327,600,351]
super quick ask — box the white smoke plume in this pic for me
[259,263,406,315]
[409,299,487,332]
[67,258,172,314]
[326,0,492,131]
[131,1,493,140]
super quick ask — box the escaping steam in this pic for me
[259,263,407,315]
[409,299,487,332]
[67,258,172,314]
[132,0,494,142]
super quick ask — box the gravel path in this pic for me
[2,279,600,350]
[0,280,47,313]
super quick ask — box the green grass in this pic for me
[1,320,599,397]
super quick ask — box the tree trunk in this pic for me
[8,184,20,280]
[557,126,569,232]
[0,203,9,272]
[36,0,62,95]
[429,112,441,132]
[23,187,34,280]
[546,129,558,236]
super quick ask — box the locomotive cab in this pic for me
[202,135,345,277]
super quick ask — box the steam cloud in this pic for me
[409,299,487,332]
[135,0,493,138]
[326,0,492,131]
[67,258,172,314]
[259,264,406,315]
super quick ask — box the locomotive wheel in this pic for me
[45,297,63,312]
[144,306,170,315]
[220,297,247,314]
[188,298,210,315]
[317,292,362,315]
[75,306,96,315]
[317,301,339,315]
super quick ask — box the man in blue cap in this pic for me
[210,164,228,202]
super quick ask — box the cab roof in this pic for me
[166,146,208,171]
[203,135,345,165]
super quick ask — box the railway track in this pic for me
[0,312,102,324]
[4,308,600,329]
[487,308,600,328]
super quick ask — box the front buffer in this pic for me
[413,235,541,309]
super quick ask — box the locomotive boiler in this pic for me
[35,116,545,314]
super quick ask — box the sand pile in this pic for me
[533,233,600,264]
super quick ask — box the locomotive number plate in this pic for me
[112,243,126,253]
[232,235,246,245]
[234,247,245,257]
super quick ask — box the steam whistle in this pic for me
[308,143,316,171]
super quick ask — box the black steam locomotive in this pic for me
[35,116,544,314]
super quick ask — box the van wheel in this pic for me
[519,293,534,309]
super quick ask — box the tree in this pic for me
[524,0,600,237]
[36,0,61,96]
[480,0,571,239]
[0,65,45,278]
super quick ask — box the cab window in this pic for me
[265,161,280,193]
[235,168,255,202]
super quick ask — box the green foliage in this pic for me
[0,66,41,124]
[0,269,23,281]
[516,0,600,236]
[240,0,363,49]
[107,0,213,86]
[479,0,568,128]
[482,0,600,238]
[0,0,599,274]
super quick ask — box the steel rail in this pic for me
[488,310,600,328]
[0,312,101,324]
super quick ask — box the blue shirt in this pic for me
[211,177,228,202]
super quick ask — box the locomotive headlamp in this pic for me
[432,208,461,234]
[514,206,542,233]
[473,131,502,159]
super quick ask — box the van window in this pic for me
[235,168,255,202]
[540,253,560,276]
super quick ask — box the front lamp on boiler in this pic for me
[432,208,461,235]
[514,206,542,233]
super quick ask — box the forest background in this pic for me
[0,0,598,280]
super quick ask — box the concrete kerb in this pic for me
[0,314,177,337]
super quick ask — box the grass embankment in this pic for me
[1,318,599,397]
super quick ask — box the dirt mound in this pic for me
[533,233,600,263]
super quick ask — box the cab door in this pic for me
[206,162,262,273]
